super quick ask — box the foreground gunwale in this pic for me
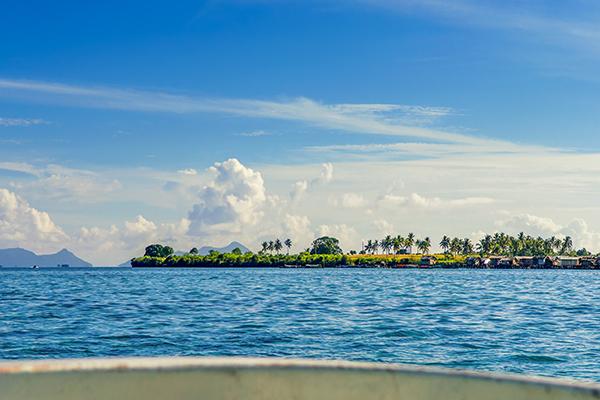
[1,357,600,392]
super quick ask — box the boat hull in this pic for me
[1,357,599,400]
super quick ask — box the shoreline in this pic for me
[131,254,600,270]
[130,266,600,270]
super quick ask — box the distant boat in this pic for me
[305,264,322,268]
[1,357,599,400]
[31,265,39,269]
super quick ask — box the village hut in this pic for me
[420,256,437,267]
[580,257,598,269]
[558,257,580,269]
[515,257,534,269]
[531,256,547,269]
[466,257,481,268]
[543,257,560,268]
[485,256,502,268]
[499,257,517,268]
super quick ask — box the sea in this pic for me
[1,267,599,381]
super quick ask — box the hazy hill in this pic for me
[0,248,93,267]
[197,241,251,255]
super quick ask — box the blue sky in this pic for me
[2,0,600,264]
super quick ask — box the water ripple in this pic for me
[1,268,600,381]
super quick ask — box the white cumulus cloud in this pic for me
[496,213,600,251]
[187,159,267,236]
[0,188,68,251]
[290,180,309,203]
[340,192,367,208]
[177,168,197,176]
[381,192,495,209]
[373,219,395,236]
[317,224,358,250]
[290,162,334,202]
[282,214,313,249]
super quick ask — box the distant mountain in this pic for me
[118,259,132,267]
[197,241,251,255]
[0,248,93,267]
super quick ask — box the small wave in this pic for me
[98,334,154,340]
[512,353,564,363]
[378,329,428,339]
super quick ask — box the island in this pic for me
[131,233,600,269]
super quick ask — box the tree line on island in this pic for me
[362,232,580,257]
[132,232,597,268]
[259,239,293,254]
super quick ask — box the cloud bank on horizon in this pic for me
[1,0,600,264]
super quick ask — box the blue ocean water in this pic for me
[1,268,599,381]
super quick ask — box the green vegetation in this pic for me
[362,232,579,257]
[131,250,465,268]
[260,238,291,254]
[131,232,598,269]
[469,233,573,257]
[310,236,342,255]
[144,244,174,258]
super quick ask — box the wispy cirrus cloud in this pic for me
[0,162,121,202]
[0,117,47,127]
[330,103,456,127]
[0,162,41,176]
[0,78,523,150]
[0,139,23,145]
[305,141,561,160]
[357,0,600,52]
[237,129,273,137]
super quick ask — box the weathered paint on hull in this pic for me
[1,357,599,400]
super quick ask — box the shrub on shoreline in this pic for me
[130,252,468,268]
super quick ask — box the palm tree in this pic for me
[423,237,431,254]
[393,235,404,254]
[405,233,415,254]
[415,240,423,254]
[274,239,283,254]
[462,238,473,255]
[543,238,554,255]
[440,235,450,254]
[416,240,426,254]
[509,237,520,256]
[416,237,431,254]
[284,238,292,254]
[261,241,268,254]
[517,231,526,250]
[373,240,380,254]
[550,236,561,254]
[478,234,492,256]
[561,236,573,255]
[382,235,393,254]
[450,237,462,255]
[267,241,274,254]
[492,232,502,254]
[475,241,485,256]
